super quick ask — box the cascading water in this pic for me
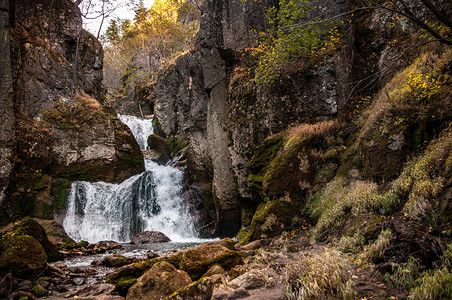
[63,114,198,243]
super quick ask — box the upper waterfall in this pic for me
[118,114,154,150]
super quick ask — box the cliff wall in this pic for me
[0,0,144,225]
[155,0,350,236]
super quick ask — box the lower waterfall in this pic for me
[63,115,198,243]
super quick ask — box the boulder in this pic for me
[147,134,171,163]
[0,235,47,279]
[126,261,192,300]
[102,255,131,268]
[202,265,226,278]
[107,239,241,295]
[12,218,58,260]
[130,231,171,244]
[169,277,213,300]
[176,240,242,280]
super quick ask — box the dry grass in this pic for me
[367,229,392,263]
[285,120,339,141]
[409,244,452,299]
[284,249,355,299]
[42,92,103,129]
[394,123,452,222]
[309,178,399,238]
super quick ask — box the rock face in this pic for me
[155,0,350,236]
[0,0,15,210]
[0,0,144,225]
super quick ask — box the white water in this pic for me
[117,114,154,149]
[63,114,200,243]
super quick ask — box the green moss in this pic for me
[76,240,89,248]
[12,218,58,260]
[169,277,212,299]
[115,278,138,296]
[32,285,47,297]
[248,136,284,173]
[247,198,302,241]
[0,234,47,279]
[167,135,188,155]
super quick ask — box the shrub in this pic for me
[336,233,366,254]
[42,92,103,129]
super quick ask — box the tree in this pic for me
[249,0,341,86]
[75,0,128,39]
[366,0,452,45]
[102,0,200,92]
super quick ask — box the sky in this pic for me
[82,0,155,38]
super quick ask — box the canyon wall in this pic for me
[155,0,350,236]
[0,0,144,225]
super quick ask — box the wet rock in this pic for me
[147,134,171,163]
[103,255,131,268]
[73,278,85,286]
[76,283,116,296]
[16,280,33,291]
[126,261,192,300]
[146,250,159,259]
[130,231,171,244]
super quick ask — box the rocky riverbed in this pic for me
[1,218,412,300]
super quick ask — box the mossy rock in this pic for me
[202,265,226,278]
[263,136,314,197]
[247,137,284,197]
[177,241,242,280]
[147,134,171,162]
[167,135,188,155]
[51,178,71,215]
[32,284,48,297]
[107,239,239,295]
[247,197,303,241]
[126,261,192,300]
[12,218,58,261]
[169,277,213,300]
[0,234,47,279]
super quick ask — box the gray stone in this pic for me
[130,231,171,244]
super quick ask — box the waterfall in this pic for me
[63,114,198,243]
[117,114,154,149]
